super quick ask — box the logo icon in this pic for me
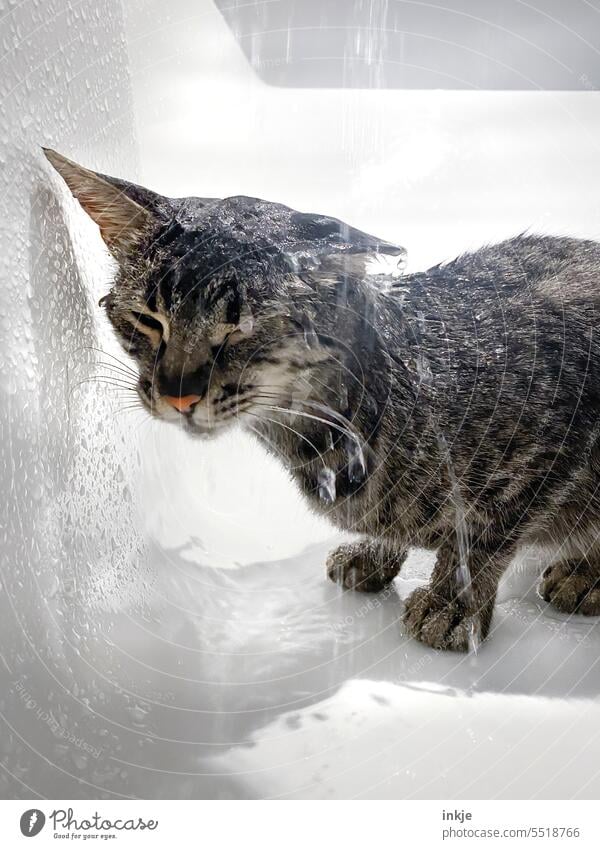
[20,810,45,837]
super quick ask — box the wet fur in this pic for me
[46,151,600,650]
[254,235,600,649]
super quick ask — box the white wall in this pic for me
[124,0,600,271]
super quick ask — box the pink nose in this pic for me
[163,394,202,413]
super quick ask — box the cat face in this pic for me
[44,149,404,438]
[102,239,327,438]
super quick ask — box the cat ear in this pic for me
[43,148,163,258]
[287,211,405,276]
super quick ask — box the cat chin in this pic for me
[181,419,234,441]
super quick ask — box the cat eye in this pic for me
[125,310,170,346]
[131,312,163,332]
[224,317,254,348]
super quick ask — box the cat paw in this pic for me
[540,561,600,615]
[403,587,480,651]
[326,541,400,593]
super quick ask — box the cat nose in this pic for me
[162,394,202,414]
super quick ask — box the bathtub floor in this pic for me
[6,524,600,800]
[132,539,600,799]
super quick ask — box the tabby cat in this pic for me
[45,148,600,650]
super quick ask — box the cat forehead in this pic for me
[164,196,296,256]
[143,265,243,324]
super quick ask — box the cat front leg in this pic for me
[327,538,407,592]
[403,536,513,651]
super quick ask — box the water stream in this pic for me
[414,311,479,654]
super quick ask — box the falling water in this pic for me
[415,316,479,655]
[346,435,366,483]
[302,315,319,349]
[436,433,480,655]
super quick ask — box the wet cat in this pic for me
[45,148,600,651]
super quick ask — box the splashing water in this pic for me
[318,466,336,504]
[238,314,254,335]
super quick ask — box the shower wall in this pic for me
[0,0,146,797]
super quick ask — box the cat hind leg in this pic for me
[540,554,600,615]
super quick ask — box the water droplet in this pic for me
[30,481,44,501]
[71,752,88,770]
[238,315,254,334]
[416,352,433,385]
[346,437,366,483]
[128,704,148,724]
[318,467,336,503]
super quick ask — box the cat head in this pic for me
[44,149,404,438]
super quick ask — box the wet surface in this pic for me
[3,530,600,798]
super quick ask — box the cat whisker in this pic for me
[83,370,137,385]
[254,385,359,431]
[72,374,137,389]
[251,396,363,446]
[75,346,139,377]
[89,360,140,380]
[112,404,144,416]
[89,346,138,371]
[68,376,138,399]
[245,411,325,464]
